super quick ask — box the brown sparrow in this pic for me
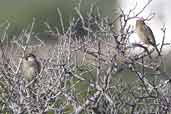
[22,53,41,81]
[136,18,161,56]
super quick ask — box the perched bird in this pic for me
[136,18,161,56]
[22,53,41,81]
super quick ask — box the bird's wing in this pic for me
[34,60,41,74]
[143,25,156,46]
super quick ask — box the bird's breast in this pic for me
[136,26,149,44]
[23,62,38,81]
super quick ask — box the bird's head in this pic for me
[24,53,37,62]
[136,17,145,27]
[136,17,146,27]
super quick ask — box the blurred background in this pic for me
[0,0,117,37]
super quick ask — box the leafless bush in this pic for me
[0,0,171,114]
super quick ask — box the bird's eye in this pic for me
[25,57,28,60]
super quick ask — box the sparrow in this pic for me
[22,53,41,81]
[136,18,161,56]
